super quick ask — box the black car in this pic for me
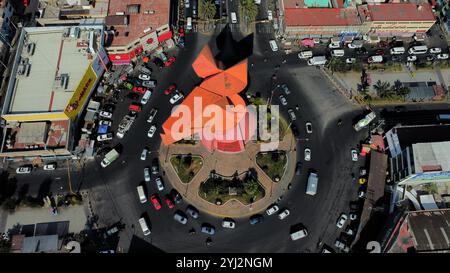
[290,124,300,137]
[153,57,164,68]
[186,205,199,218]
[355,47,368,55]
[295,162,302,175]
[391,55,402,62]
[249,214,264,225]
[171,189,183,204]
[151,158,159,174]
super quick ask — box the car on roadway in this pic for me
[287,109,296,121]
[266,205,279,216]
[144,168,151,182]
[164,84,177,95]
[150,194,161,210]
[351,149,358,161]
[304,148,311,161]
[171,189,183,204]
[138,73,151,81]
[174,211,188,224]
[142,80,157,88]
[43,162,57,171]
[290,227,308,241]
[348,41,363,49]
[437,53,449,60]
[99,111,112,119]
[147,125,157,138]
[280,83,290,95]
[164,194,175,209]
[345,227,355,236]
[97,133,113,142]
[334,239,348,251]
[155,177,164,191]
[278,94,288,106]
[278,209,290,220]
[358,177,367,185]
[99,120,112,127]
[429,47,442,54]
[298,50,313,59]
[295,161,302,175]
[346,58,356,64]
[186,205,199,219]
[407,55,417,62]
[169,91,184,104]
[368,55,383,63]
[222,218,236,229]
[147,108,158,123]
[201,224,216,235]
[16,165,32,174]
[305,122,312,133]
[249,214,264,225]
[349,213,358,221]
[328,41,341,49]
[139,66,152,75]
[358,190,366,199]
[164,56,176,67]
[140,148,148,160]
[336,213,348,228]
[151,159,159,174]
[359,167,367,176]
[132,86,147,94]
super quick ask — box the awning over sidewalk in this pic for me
[157,31,173,43]
[109,53,131,65]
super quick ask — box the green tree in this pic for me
[199,0,216,21]
[327,57,348,73]
[239,0,258,23]
[373,80,393,98]
[244,179,259,196]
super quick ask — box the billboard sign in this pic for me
[64,66,97,120]
[401,171,450,184]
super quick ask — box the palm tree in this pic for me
[373,80,393,98]
[239,0,258,23]
[199,0,216,21]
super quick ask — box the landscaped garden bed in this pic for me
[256,151,287,182]
[170,154,203,183]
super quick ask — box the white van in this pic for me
[267,10,273,21]
[141,90,151,105]
[331,49,345,57]
[137,185,147,203]
[231,12,237,24]
[290,228,308,241]
[390,47,405,55]
[298,50,313,59]
[186,17,192,30]
[269,40,278,52]
[139,217,151,236]
[307,56,327,66]
[367,55,383,63]
[408,45,428,55]
[306,172,318,196]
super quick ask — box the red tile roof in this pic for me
[366,3,435,22]
[284,8,361,26]
[107,0,169,47]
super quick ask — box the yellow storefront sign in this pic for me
[2,112,68,122]
[64,65,97,120]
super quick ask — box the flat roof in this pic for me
[365,3,435,22]
[5,26,103,114]
[395,124,450,151]
[107,0,169,47]
[412,141,450,172]
[408,209,450,252]
[284,7,361,26]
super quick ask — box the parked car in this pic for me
[249,214,264,225]
[437,53,449,60]
[429,47,442,54]
[280,83,291,95]
[43,162,57,171]
[355,47,368,55]
[97,133,113,142]
[287,109,296,121]
[170,91,184,104]
[164,56,176,67]
[140,148,148,160]
[171,189,183,204]
[174,211,188,224]
[164,194,175,209]
[305,122,312,133]
[407,55,417,62]
[153,57,165,68]
[351,149,358,161]
[150,194,161,210]
[358,190,366,198]
[349,213,358,221]
[304,148,311,161]
[144,167,151,182]
[427,55,435,61]
[290,227,308,241]
[334,239,348,251]
[336,213,348,228]
[328,41,341,49]
[222,218,236,229]
[99,120,112,127]
[142,80,157,88]
[375,49,384,55]
[266,205,279,216]
[138,73,151,81]
[139,66,152,75]
[148,125,157,138]
[147,108,158,123]
[201,224,216,235]
[278,209,290,220]
[155,177,164,191]
[132,86,147,94]
[164,84,177,95]
[99,111,112,119]
[16,165,32,174]
[278,94,288,106]
[346,58,356,64]
[186,205,199,219]
[151,159,159,174]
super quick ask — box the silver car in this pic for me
[140,148,148,160]
[174,211,188,225]
[155,177,164,191]
[144,168,150,182]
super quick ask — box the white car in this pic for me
[278,95,288,106]
[349,213,358,221]
[140,148,148,160]
[222,218,236,229]
[43,163,57,171]
[144,168,150,182]
[16,166,32,174]
[351,149,358,161]
[99,111,112,119]
[407,55,417,62]
[147,125,157,138]
[278,209,290,220]
[358,190,366,199]
[429,47,442,54]
[346,58,356,64]
[266,205,279,216]
[169,91,184,104]
[328,41,341,49]
[437,53,449,60]
[99,120,112,127]
[304,148,311,161]
[305,122,312,134]
[335,239,348,251]
[155,177,164,191]
[97,133,113,142]
[336,213,348,228]
[147,108,158,123]
[138,73,151,81]
[287,109,296,121]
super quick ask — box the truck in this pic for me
[306,171,318,196]
[101,149,119,168]
[353,111,376,131]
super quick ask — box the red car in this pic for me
[164,84,177,95]
[165,56,176,67]
[164,194,174,209]
[378,41,389,48]
[129,104,141,113]
[132,86,147,94]
[150,194,161,210]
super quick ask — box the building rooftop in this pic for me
[284,7,361,26]
[22,235,59,253]
[107,0,169,47]
[409,209,450,252]
[412,141,450,172]
[3,26,102,114]
[359,3,435,22]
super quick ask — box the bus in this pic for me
[408,45,428,55]
[306,171,318,196]
[353,111,376,131]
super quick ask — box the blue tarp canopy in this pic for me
[98,125,108,134]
